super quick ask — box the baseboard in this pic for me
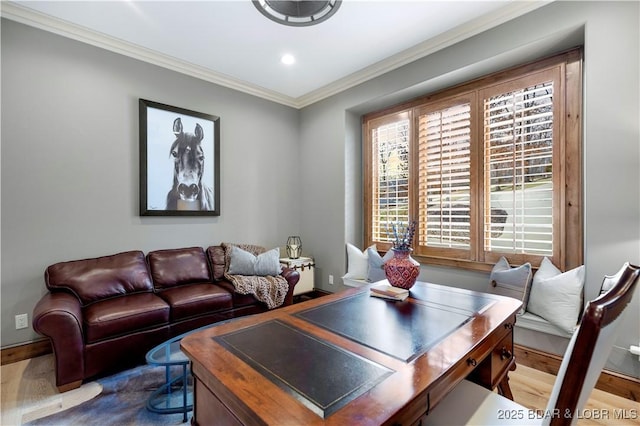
[293,288,331,303]
[515,344,639,402]
[1,339,52,365]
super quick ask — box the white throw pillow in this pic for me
[343,243,376,281]
[527,257,585,335]
[487,257,532,314]
[366,247,394,283]
[228,246,281,276]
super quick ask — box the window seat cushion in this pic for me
[342,276,370,287]
[516,311,574,338]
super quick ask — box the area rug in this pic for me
[24,364,191,426]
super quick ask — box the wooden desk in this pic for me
[181,282,521,425]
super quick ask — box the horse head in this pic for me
[169,117,205,203]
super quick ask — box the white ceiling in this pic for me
[2,1,547,108]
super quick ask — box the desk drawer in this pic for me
[468,324,515,389]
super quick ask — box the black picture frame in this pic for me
[139,99,220,216]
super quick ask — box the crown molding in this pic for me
[0,1,300,108]
[296,1,551,108]
[2,1,550,110]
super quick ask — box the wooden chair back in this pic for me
[545,263,640,426]
[599,262,629,295]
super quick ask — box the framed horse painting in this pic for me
[139,99,220,216]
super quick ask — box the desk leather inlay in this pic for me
[215,320,393,418]
[409,285,495,314]
[296,291,494,361]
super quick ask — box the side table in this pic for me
[280,256,315,295]
[145,332,193,422]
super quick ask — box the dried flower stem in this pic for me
[391,220,416,250]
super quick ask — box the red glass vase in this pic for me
[384,248,420,290]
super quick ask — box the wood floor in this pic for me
[0,355,101,425]
[1,354,638,425]
[508,365,639,425]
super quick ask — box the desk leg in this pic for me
[497,360,517,400]
[182,364,188,422]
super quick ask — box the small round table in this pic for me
[145,332,193,422]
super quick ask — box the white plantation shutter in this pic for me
[370,114,411,243]
[483,81,555,256]
[363,49,581,271]
[418,102,472,250]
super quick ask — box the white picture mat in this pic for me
[145,106,215,210]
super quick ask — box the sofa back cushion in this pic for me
[147,247,211,289]
[45,251,153,306]
[206,246,226,281]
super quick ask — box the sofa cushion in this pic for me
[147,247,211,290]
[83,293,170,343]
[214,279,259,307]
[206,246,226,281]
[157,283,233,321]
[45,251,153,306]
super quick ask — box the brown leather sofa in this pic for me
[32,245,299,392]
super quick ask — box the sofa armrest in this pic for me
[281,267,300,306]
[32,292,85,391]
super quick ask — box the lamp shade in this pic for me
[286,236,302,259]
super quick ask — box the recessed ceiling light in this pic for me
[253,0,342,27]
[281,54,296,65]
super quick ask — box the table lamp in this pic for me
[286,236,302,259]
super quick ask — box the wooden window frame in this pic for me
[414,93,476,261]
[363,48,583,272]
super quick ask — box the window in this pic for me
[417,96,473,259]
[363,49,582,271]
[368,112,411,243]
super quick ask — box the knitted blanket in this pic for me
[222,243,289,309]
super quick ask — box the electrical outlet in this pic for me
[328,275,334,285]
[15,313,28,330]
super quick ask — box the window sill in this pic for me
[411,255,495,273]
[342,276,369,287]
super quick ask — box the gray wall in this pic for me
[1,1,638,379]
[1,19,300,347]
[299,1,639,377]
